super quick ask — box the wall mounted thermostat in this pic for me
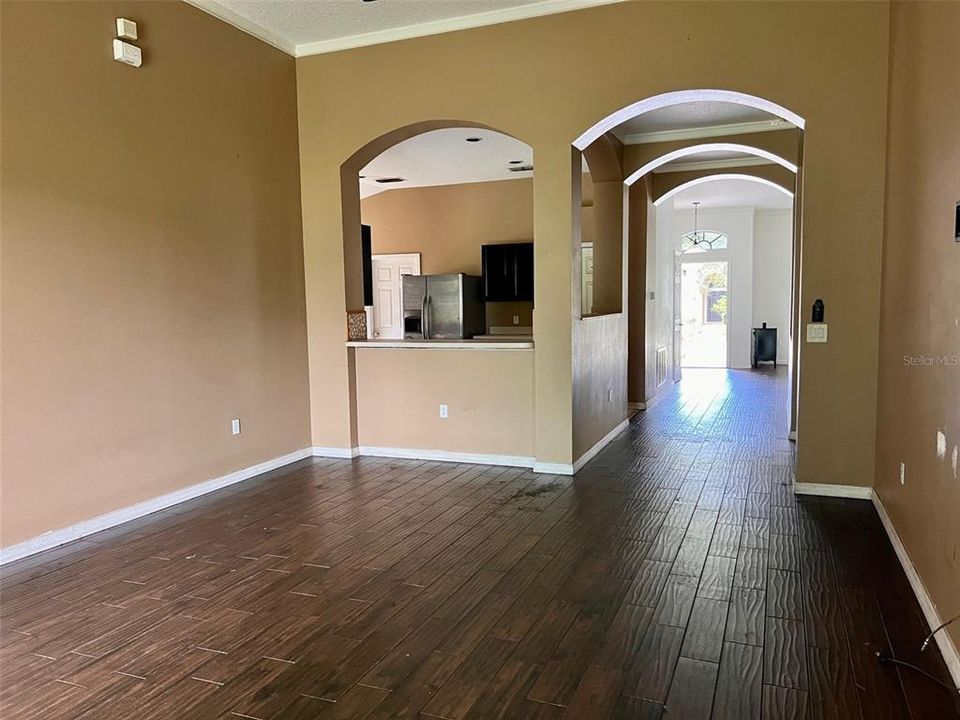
[116,18,138,40]
[113,39,142,68]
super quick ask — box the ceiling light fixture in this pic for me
[465,137,482,143]
[508,160,523,164]
[682,201,724,249]
[374,177,405,184]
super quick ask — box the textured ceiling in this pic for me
[657,149,767,166]
[670,177,793,210]
[359,128,533,198]
[193,0,617,55]
[613,101,787,140]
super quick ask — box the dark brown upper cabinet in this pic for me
[482,242,534,303]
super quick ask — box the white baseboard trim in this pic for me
[0,447,313,566]
[357,445,534,469]
[872,492,960,687]
[311,445,359,459]
[532,461,574,475]
[573,418,631,474]
[792,482,873,499]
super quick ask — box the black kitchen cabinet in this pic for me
[361,224,373,307]
[482,242,534,302]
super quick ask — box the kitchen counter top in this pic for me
[346,338,534,350]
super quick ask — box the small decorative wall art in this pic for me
[346,310,367,341]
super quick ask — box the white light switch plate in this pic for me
[806,323,828,343]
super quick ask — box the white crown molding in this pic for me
[654,157,777,174]
[295,0,624,57]
[623,119,791,146]
[187,0,624,58]
[873,492,960,687]
[184,0,297,55]
[573,418,630,473]
[792,482,873,499]
[0,448,313,565]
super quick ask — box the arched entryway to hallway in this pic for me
[569,90,805,471]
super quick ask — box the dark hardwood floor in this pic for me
[2,368,958,719]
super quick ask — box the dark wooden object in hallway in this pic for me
[2,369,958,719]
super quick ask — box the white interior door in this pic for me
[371,253,420,339]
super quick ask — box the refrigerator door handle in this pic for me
[421,293,428,339]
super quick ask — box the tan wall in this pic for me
[0,1,309,546]
[354,349,534,457]
[875,1,960,652]
[361,179,533,275]
[360,179,534,329]
[573,314,629,460]
[627,178,653,405]
[296,0,890,478]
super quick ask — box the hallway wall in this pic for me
[875,0,960,660]
[753,210,793,364]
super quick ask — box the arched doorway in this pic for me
[339,121,537,462]
[572,90,805,449]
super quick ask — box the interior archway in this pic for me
[573,88,805,150]
[571,90,806,459]
[655,173,794,206]
[625,143,798,186]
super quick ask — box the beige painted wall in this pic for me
[360,179,534,328]
[296,0,890,480]
[0,1,309,547]
[875,1,960,653]
[362,179,532,275]
[354,349,534,457]
[627,178,653,405]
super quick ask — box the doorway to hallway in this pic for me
[679,260,729,368]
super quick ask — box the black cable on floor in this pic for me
[875,651,960,695]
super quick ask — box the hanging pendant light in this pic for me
[681,201,725,251]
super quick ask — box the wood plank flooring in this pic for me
[2,368,958,719]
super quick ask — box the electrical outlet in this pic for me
[439,404,448,419]
[899,461,905,485]
[607,388,613,402]
[513,315,520,325]
[232,418,241,436]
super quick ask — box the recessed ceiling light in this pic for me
[508,160,523,164]
[359,175,366,179]
[374,177,405,184]
[465,137,482,143]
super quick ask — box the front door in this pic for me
[371,253,421,339]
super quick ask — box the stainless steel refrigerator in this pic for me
[402,274,485,340]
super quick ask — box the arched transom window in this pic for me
[681,230,728,253]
